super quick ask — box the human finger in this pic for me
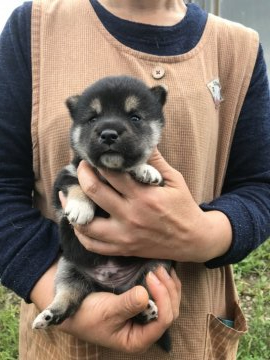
[98,167,144,198]
[77,160,126,215]
[74,227,125,255]
[114,286,150,322]
[148,148,183,187]
[170,267,182,293]
[154,266,181,319]
[59,191,67,207]
[122,271,177,353]
[146,272,174,330]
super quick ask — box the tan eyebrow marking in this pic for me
[90,98,102,114]
[125,96,139,113]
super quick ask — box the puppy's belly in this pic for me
[81,260,144,290]
[78,258,169,292]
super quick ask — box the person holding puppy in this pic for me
[0,0,269,359]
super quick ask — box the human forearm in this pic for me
[30,260,59,310]
[182,208,232,263]
[0,2,60,301]
[0,184,60,301]
[203,185,270,268]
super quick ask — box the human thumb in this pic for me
[148,148,182,186]
[117,286,149,321]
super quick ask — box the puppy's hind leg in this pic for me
[32,258,90,329]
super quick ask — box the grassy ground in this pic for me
[0,285,20,360]
[0,240,269,360]
[234,239,270,359]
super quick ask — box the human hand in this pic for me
[67,149,232,263]
[31,263,181,353]
[65,266,180,352]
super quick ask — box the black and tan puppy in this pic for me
[32,76,172,350]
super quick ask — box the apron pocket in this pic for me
[204,302,247,360]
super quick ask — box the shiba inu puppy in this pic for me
[32,76,172,351]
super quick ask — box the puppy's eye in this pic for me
[88,116,97,124]
[130,114,141,122]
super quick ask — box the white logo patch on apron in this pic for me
[207,78,223,109]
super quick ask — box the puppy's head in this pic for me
[66,76,167,170]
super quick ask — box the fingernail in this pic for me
[170,268,176,277]
[58,191,64,201]
[161,266,171,280]
[148,271,160,285]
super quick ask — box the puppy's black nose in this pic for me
[100,129,119,145]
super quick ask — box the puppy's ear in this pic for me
[66,95,80,118]
[150,85,167,106]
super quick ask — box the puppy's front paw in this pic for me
[141,300,158,322]
[130,164,163,185]
[64,198,95,225]
[32,309,54,330]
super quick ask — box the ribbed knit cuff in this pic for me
[200,195,255,268]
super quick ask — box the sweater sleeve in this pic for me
[0,2,60,302]
[203,44,270,268]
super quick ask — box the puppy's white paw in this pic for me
[32,309,54,330]
[64,198,95,225]
[141,300,158,322]
[130,164,163,185]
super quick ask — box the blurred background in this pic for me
[0,0,25,32]
[187,0,270,76]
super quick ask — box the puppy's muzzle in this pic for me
[100,129,119,145]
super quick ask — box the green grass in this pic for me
[0,285,20,360]
[235,239,270,360]
[0,240,269,359]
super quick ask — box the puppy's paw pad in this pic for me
[32,309,54,330]
[141,300,158,322]
[64,199,95,225]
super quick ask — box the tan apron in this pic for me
[19,0,259,358]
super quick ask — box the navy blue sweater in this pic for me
[0,1,270,301]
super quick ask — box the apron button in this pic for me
[152,66,165,79]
